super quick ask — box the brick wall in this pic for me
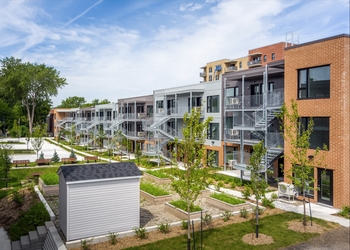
[284,35,350,208]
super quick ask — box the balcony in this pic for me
[225,66,237,72]
[247,59,262,67]
[200,72,206,77]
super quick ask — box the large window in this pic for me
[226,87,239,97]
[301,117,329,149]
[207,123,219,140]
[207,95,219,113]
[298,65,330,99]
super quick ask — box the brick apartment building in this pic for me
[284,34,350,208]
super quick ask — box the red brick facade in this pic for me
[284,34,350,208]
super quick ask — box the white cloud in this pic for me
[179,3,204,12]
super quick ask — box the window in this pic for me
[207,95,219,113]
[263,55,267,62]
[209,67,212,73]
[209,75,212,81]
[300,117,329,149]
[207,123,219,140]
[298,65,330,99]
[215,75,219,80]
[239,61,242,69]
[271,53,275,60]
[156,100,163,108]
[226,86,239,97]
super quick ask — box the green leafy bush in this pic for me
[239,208,249,218]
[9,202,50,241]
[241,185,252,199]
[157,222,171,234]
[181,220,188,230]
[271,192,278,200]
[221,211,233,222]
[339,206,350,219]
[80,238,93,250]
[210,192,246,205]
[107,232,118,245]
[140,182,169,196]
[169,200,202,212]
[252,206,264,215]
[261,197,275,209]
[11,190,24,206]
[202,213,212,226]
[40,173,59,185]
[133,226,148,239]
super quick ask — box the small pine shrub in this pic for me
[157,222,170,234]
[70,149,76,158]
[181,220,188,230]
[133,226,147,239]
[39,151,44,159]
[107,232,118,245]
[221,211,232,222]
[240,208,249,218]
[51,149,60,163]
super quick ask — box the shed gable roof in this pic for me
[58,162,142,182]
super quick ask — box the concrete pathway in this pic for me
[0,227,11,250]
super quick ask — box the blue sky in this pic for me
[0,0,349,107]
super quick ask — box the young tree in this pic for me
[171,108,212,250]
[247,141,268,238]
[278,99,327,226]
[134,142,142,164]
[51,149,60,163]
[31,124,46,159]
[0,145,13,188]
[0,57,67,135]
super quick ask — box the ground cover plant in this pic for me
[140,182,170,196]
[40,172,59,185]
[209,192,246,205]
[145,169,170,179]
[9,202,50,241]
[123,212,334,250]
[0,167,59,199]
[169,200,202,212]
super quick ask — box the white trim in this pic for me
[66,175,143,185]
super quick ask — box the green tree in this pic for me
[134,142,142,164]
[57,96,86,108]
[0,57,67,135]
[0,145,13,188]
[278,99,327,226]
[51,149,60,163]
[31,124,47,159]
[247,141,268,238]
[171,108,212,250]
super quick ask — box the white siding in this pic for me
[58,174,68,238]
[67,178,140,241]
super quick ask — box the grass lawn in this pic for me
[124,212,333,250]
[0,167,59,199]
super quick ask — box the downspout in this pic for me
[240,75,245,180]
[224,78,227,171]
[264,65,268,180]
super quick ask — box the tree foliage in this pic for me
[247,140,268,238]
[31,124,47,159]
[0,57,67,135]
[57,96,86,108]
[171,108,212,249]
[0,144,13,188]
[278,99,327,226]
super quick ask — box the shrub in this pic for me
[202,213,212,226]
[40,173,59,185]
[241,185,251,199]
[70,149,76,158]
[271,192,278,200]
[133,226,148,239]
[339,206,350,219]
[230,181,236,189]
[221,211,232,222]
[210,192,246,205]
[9,202,50,241]
[169,200,202,212]
[157,222,171,234]
[107,232,118,245]
[216,181,224,191]
[80,238,93,250]
[51,149,60,163]
[181,220,188,230]
[140,182,169,196]
[252,206,264,215]
[39,151,44,159]
[240,208,249,218]
[11,190,24,206]
[262,197,275,209]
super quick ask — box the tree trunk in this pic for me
[255,198,259,238]
[187,200,191,250]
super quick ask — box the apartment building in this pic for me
[284,34,350,208]
[248,42,289,68]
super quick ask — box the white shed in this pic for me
[58,162,143,241]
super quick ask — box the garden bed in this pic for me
[143,172,172,185]
[206,193,251,212]
[38,178,58,197]
[165,201,202,220]
[140,190,172,205]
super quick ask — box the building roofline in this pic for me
[285,34,350,50]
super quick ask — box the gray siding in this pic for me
[58,174,67,239]
[67,178,140,241]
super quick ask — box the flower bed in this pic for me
[165,200,202,220]
[143,172,172,185]
[206,193,251,212]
